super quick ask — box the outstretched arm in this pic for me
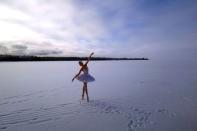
[84,52,94,65]
[72,68,82,82]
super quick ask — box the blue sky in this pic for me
[0,0,196,59]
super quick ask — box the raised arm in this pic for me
[84,52,94,65]
[72,67,83,82]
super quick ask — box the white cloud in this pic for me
[0,0,109,56]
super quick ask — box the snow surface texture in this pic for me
[0,61,196,131]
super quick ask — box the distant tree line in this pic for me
[0,55,149,62]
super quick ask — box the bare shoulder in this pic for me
[80,66,84,71]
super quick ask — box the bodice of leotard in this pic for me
[82,67,89,74]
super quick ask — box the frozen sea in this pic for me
[0,60,197,131]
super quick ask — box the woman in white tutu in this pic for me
[72,52,95,102]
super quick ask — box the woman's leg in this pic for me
[82,83,85,100]
[84,82,89,102]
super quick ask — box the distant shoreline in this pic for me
[0,55,149,62]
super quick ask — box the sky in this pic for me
[0,0,196,59]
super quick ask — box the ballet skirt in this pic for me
[77,67,95,83]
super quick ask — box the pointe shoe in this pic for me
[87,97,89,102]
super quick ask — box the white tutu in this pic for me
[77,73,95,83]
[76,67,95,83]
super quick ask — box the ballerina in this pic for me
[72,52,95,102]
